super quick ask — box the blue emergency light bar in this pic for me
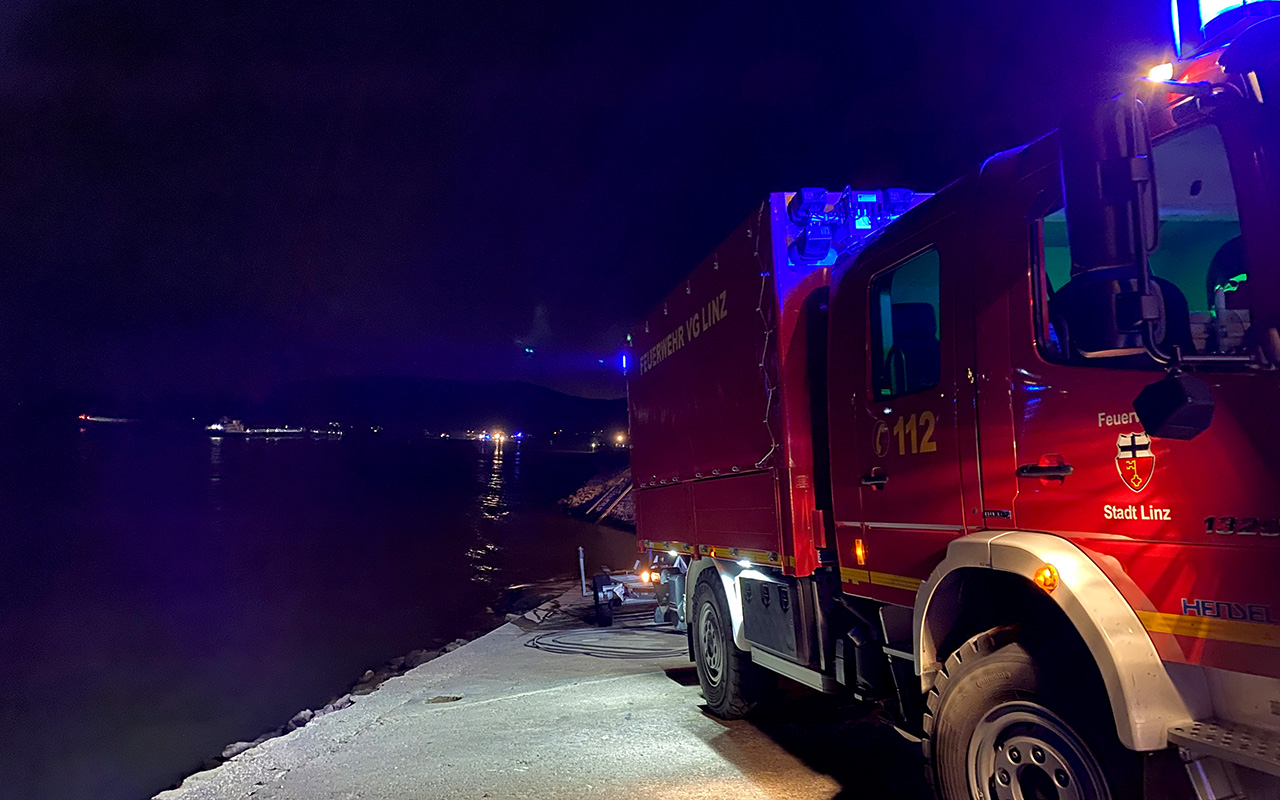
[784,186,928,268]
[1173,0,1280,56]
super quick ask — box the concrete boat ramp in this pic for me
[157,590,928,800]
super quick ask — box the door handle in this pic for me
[1016,463,1074,479]
[860,472,889,488]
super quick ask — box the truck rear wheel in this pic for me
[923,627,1140,800]
[691,570,768,718]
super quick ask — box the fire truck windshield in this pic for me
[1038,122,1254,365]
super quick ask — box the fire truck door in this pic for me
[845,242,967,605]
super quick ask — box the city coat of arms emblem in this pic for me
[1115,432,1155,493]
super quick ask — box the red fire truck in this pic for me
[627,5,1280,798]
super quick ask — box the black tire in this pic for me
[923,627,1141,800]
[594,590,614,627]
[691,570,770,718]
[591,574,614,627]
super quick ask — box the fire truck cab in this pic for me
[628,5,1280,799]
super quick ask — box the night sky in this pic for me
[0,0,1170,405]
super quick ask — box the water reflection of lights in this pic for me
[481,440,509,520]
[466,540,500,584]
[465,542,499,560]
[470,438,523,583]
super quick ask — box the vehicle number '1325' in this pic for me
[892,411,937,455]
[1204,516,1280,537]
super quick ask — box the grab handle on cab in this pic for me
[860,471,889,489]
[1016,463,1074,479]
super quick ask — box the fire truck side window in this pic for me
[870,249,941,398]
[1034,124,1244,364]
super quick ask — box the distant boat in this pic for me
[246,426,305,437]
[207,417,247,435]
[78,414,137,424]
[309,422,344,439]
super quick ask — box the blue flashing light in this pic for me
[1174,0,1279,54]
[621,353,628,371]
[782,186,929,274]
[1172,0,1183,54]
[514,432,523,439]
[1200,0,1243,25]
[524,346,535,354]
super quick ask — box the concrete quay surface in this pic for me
[157,591,929,800]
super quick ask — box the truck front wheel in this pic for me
[691,571,769,718]
[923,627,1140,800]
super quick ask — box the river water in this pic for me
[0,428,633,800]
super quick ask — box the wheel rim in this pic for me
[967,701,1109,800]
[698,601,724,687]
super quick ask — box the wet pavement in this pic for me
[156,589,930,800]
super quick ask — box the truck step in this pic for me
[1169,719,1280,779]
[749,648,839,693]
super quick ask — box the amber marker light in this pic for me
[1148,62,1175,81]
[1033,563,1059,593]
[854,539,866,566]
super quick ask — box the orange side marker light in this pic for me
[1033,563,1059,593]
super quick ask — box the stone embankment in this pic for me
[561,466,633,528]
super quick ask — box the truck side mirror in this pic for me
[1059,97,1158,271]
[1056,98,1164,357]
[1061,96,1215,439]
